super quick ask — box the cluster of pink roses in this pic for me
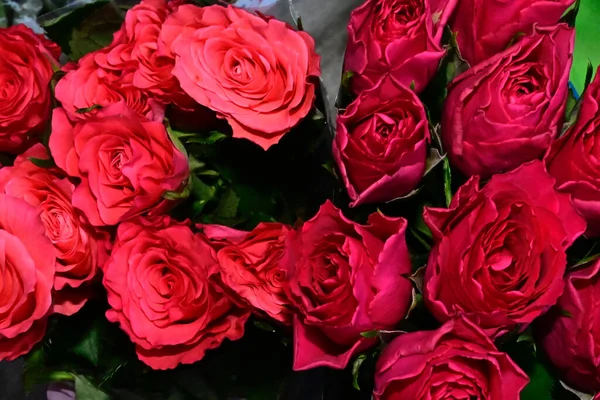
[335,0,600,398]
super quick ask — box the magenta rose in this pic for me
[49,102,189,226]
[442,24,574,177]
[104,216,250,369]
[161,4,321,150]
[424,161,586,338]
[450,0,575,65]
[283,201,413,370]
[344,0,457,94]
[546,67,600,236]
[374,316,529,399]
[0,144,105,316]
[538,259,600,395]
[201,222,293,325]
[333,77,429,206]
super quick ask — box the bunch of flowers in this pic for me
[0,0,599,399]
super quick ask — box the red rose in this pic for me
[450,0,575,65]
[161,5,321,150]
[538,259,600,394]
[374,316,529,399]
[202,222,293,324]
[344,0,457,94]
[283,201,413,370]
[546,67,600,236]
[333,78,429,206]
[0,194,55,360]
[442,25,574,177]
[0,144,105,316]
[0,25,60,153]
[54,49,165,121]
[103,216,250,370]
[424,162,585,338]
[49,102,189,226]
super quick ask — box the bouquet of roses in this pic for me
[0,0,599,398]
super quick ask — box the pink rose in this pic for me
[0,195,55,360]
[202,222,293,324]
[0,145,105,315]
[442,25,574,177]
[283,201,413,370]
[374,317,529,399]
[333,77,429,206]
[161,5,321,150]
[344,0,457,94]
[49,102,189,226]
[104,216,250,369]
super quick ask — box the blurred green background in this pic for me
[572,0,600,93]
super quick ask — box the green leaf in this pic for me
[445,30,470,84]
[188,156,206,172]
[253,320,276,333]
[360,330,379,339]
[560,0,581,27]
[520,361,555,400]
[0,2,7,28]
[28,157,56,169]
[74,375,110,400]
[559,381,594,400]
[584,60,595,91]
[69,2,124,61]
[352,354,367,391]
[322,159,339,181]
[72,320,102,367]
[185,131,228,145]
[165,124,189,157]
[163,185,191,201]
[214,187,240,219]
[341,71,354,91]
[443,158,452,207]
[76,104,103,114]
[409,80,416,91]
[424,147,445,177]
[560,308,574,318]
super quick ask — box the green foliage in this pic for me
[351,355,367,390]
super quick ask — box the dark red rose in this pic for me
[333,77,429,206]
[0,144,106,316]
[283,201,413,370]
[442,25,574,177]
[104,216,250,369]
[0,25,60,153]
[344,0,457,94]
[538,259,600,395]
[450,0,575,65]
[424,161,585,338]
[0,195,55,360]
[49,102,189,226]
[546,67,600,236]
[374,316,529,399]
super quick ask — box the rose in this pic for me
[202,222,293,324]
[450,0,575,65]
[333,77,429,207]
[49,102,189,226]
[161,4,321,150]
[103,215,250,369]
[55,50,165,121]
[442,24,574,177]
[282,201,413,370]
[0,194,56,360]
[0,144,105,316]
[0,25,60,153]
[344,0,457,94]
[423,161,585,338]
[373,316,529,399]
[538,259,600,394]
[546,67,600,236]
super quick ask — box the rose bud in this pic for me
[538,259,600,395]
[374,316,529,399]
[49,102,189,226]
[424,161,585,338]
[442,24,574,177]
[161,4,321,150]
[450,0,575,65]
[333,77,429,206]
[546,67,600,236]
[0,25,60,153]
[283,201,413,370]
[103,216,250,370]
[344,0,457,94]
